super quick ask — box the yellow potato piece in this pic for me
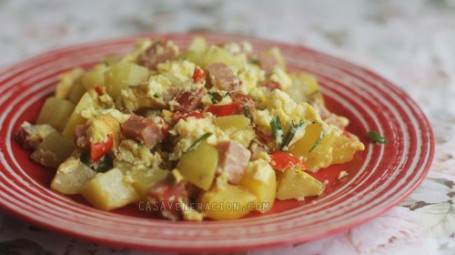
[214,115,254,147]
[81,65,108,90]
[67,82,86,104]
[105,62,149,99]
[239,160,276,213]
[37,97,75,131]
[80,168,139,211]
[30,132,75,168]
[88,114,121,145]
[289,123,336,172]
[199,184,257,220]
[177,143,218,191]
[128,168,169,199]
[331,133,365,164]
[213,115,251,131]
[62,92,98,138]
[51,157,96,195]
[276,168,325,200]
[55,68,84,99]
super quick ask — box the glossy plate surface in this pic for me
[0,33,434,252]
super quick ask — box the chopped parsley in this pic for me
[80,152,90,166]
[270,116,283,145]
[185,132,213,153]
[80,152,113,172]
[281,120,306,150]
[366,131,387,144]
[96,154,113,173]
[244,105,252,122]
[249,59,259,65]
[309,132,325,153]
[208,91,224,104]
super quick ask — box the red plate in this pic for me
[0,33,434,252]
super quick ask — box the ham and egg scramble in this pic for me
[16,37,364,221]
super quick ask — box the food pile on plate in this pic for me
[16,37,364,221]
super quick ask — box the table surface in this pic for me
[1,0,454,254]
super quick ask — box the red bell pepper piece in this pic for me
[95,86,104,96]
[269,151,306,172]
[90,134,113,163]
[206,103,237,117]
[192,66,206,84]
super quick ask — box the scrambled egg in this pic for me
[114,139,163,169]
[169,117,226,160]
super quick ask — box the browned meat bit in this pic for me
[121,114,164,149]
[15,122,56,150]
[230,91,256,117]
[138,39,179,70]
[216,140,251,184]
[258,52,280,74]
[74,124,90,151]
[205,63,242,91]
[147,178,186,221]
[261,79,282,92]
[172,87,207,112]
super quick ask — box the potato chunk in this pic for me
[30,132,75,168]
[289,123,337,172]
[214,115,255,147]
[177,143,218,191]
[81,64,108,90]
[37,98,75,131]
[128,168,169,198]
[67,82,86,104]
[239,159,276,213]
[51,157,96,194]
[199,184,257,220]
[62,92,98,138]
[276,168,325,200]
[105,62,149,99]
[80,168,139,211]
[331,133,365,164]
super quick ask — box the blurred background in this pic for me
[1,0,454,254]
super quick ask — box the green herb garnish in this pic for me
[208,92,223,104]
[96,154,113,173]
[270,116,283,145]
[309,132,325,153]
[80,152,90,166]
[366,131,388,144]
[249,59,259,65]
[281,120,306,150]
[185,132,213,153]
[244,105,252,122]
[153,92,161,98]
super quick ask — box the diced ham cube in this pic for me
[139,40,178,70]
[261,79,282,92]
[230,91,256,117]
[74,124,90,151]
[121,115,164,149]
[148,178,186,221]
[15,122,56,150]
[174,87,206,112]
[216,140,251,184]
[206,63,242,91]
[258,53,280,74]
